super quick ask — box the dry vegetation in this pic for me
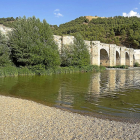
[85,16,106,21]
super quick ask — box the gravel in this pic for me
[0,95,140,140]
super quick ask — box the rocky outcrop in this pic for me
[0,25,12,35]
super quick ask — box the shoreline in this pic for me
[106,67,140,70]
[55,105,140,124]
[0,95,140,139]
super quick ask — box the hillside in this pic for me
[1,16,140,49]
[0,17,16,28]
[51,16,140,49]
[0,24,12,35]
[85,16,106,21]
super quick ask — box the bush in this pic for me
[18,66,35,75]
[0,66,18,77]
[28,64,46,75]
[107,65,128,69]
[134,62,139,67]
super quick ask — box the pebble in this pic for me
[0,95,140,140]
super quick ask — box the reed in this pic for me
[0,66,18,77]
[0,65,106,77]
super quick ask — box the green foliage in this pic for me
[8,16,60,68]
[0,32,11,66]
[28,64,46,75]
[107,65,128,69]
[61,33,90,67]
[134,62,139,67]
[0,65,105,77]
[79,65,106,72]
[0,17,16,27]
[18,67,35,75]
[0,66,18,77]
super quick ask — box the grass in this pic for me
[0,65,106,77]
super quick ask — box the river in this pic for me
[0,68,140,121]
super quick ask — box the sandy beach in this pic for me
[0,95,140,140]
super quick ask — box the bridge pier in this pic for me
[129,48,134,67]
[91,41,100,66]
[109,44,116,66]
[120,47,126,65]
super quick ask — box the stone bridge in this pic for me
[54,35,140,67]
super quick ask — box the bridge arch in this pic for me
[116,51,120,65]
[125,52,130,66]
[100,49,109,66]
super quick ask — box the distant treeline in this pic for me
[0,17,17,27]
[51,16,140,49]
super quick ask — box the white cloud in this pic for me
[54,12,63,17]
[54,9,60,12]
[54,9,63,17]
[123,10,140,17]
[134,8,138,10]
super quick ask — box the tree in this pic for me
[8,16,60,68]
[121,29,126,41]
[0,32,11,66]
[109,30,115,39]
[72,33,90,66]
[114,37,120,45]
[61,33,90,67]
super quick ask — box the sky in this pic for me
[1,0,140,26]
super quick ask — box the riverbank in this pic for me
[0,95,140,139]
[0,65,105,77]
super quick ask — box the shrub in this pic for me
[0,66,18,77]
[28,64,46,75]
[18,66,35,75]
[134,62,139,67]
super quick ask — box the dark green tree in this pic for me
[61,33,90,67]
[8,16,60,68]
[72,33,90,66]
[0,32,11,66]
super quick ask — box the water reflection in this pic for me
[56,68,140,119]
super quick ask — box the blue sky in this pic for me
[0,0,140,26]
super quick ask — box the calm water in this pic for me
[0,68,140,120]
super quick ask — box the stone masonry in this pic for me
[53,35,139,67]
